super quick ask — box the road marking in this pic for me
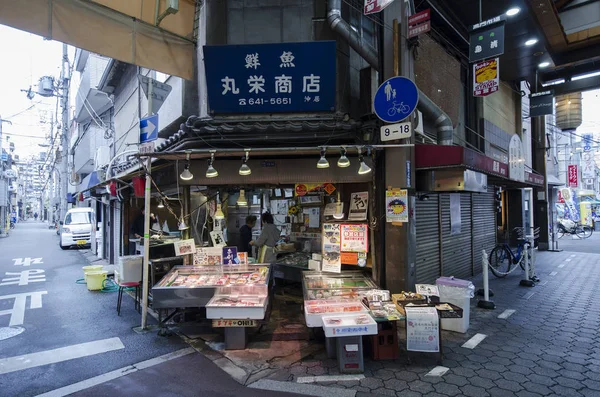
[462,333,487,349]
[0,269,46,286]
[12,258,44,267]
[523,292,535,300]
[558,264,565,268]
[565,259,572,262]
[539,280,548,286]
[550,271,558,276]
[498,309,516,319]
[297,374,365,383]
[0,291,47,326]
[426,366,449,376]
[0,326,25,341]
[570,254,576,257]
[0,337,124,375]
[249,379,355,397]
[35,348,195,397]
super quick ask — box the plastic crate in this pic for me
[366,321,399,360]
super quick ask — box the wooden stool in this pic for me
[117,282,141,315]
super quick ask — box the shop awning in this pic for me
[78,171,101,193]
[546,174,564,186]
[415,145,545,187]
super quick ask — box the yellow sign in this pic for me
[386,189,408,223]
[295,183,336,196]
[212,319,257,328]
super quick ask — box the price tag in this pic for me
[380,122,412,142]
[212,319,257,327]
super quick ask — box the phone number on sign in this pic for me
[239,98,292,106]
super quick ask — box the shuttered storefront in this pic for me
[441,193,473,280]
[472,188,496,275]
[415,195,440,284]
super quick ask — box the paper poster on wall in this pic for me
[174,239,197,256]
[341,224,369,253]
[237,252,248,265]
[450,193,461,235]
[322,223,341,273]
[348,192,369,221]
[386,189,408,223]
[405,306,440,352]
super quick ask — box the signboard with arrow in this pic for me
[140,114,158,143]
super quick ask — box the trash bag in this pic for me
[436,276,475,299]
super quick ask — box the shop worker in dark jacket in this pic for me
[239,215,257,255]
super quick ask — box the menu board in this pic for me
[405,307,440,352]
[322,223,341,273]
[341,224,369,253]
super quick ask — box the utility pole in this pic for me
[59,43,70,224]
[141,78,153,330]
[0,116,12,236]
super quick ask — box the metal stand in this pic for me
[477,250,496,309]
[520,240,535,287]
[224,328,248,350]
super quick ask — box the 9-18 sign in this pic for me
[380,122,412,142]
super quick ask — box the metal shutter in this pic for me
[415,194,440,284]
[472,187,496,275]
[441,193,473,280]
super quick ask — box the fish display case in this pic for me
[304,299,369,328]
[302,271,377,301]
[152,265,270,309]
[206,285,269,320]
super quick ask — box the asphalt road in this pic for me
[553,228,600,254]
[0,221,187,397]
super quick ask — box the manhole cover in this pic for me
[0,326,25,341]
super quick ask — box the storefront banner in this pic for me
[405,306,440,352]
[341,224,369,253]
[530,91,554,117]
[295,183,336,196]
[364,0,394,15]
[386,189,408,223]
[204,41,336,114]
[473,58,499,97]
[322,223,341,273]
[582,152,596,179]
[568,165,578,188]
[348,191,369,221]
[469,17,505,63]
[450,193,461,235]
[583,134,593,152]
[174,239,196,256]
[560,188,580,222]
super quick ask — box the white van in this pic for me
[59,208,94,250]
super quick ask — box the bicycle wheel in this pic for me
[556,228,565,239]
[576,226,593,239]
[387,107,396,117]
[488,246,512,278]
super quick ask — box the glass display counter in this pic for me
[152,265,270,309]
[304,299,369,328]
[206,285,269,320]
[302,271,376,300]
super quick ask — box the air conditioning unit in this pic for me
[94,146,111,169]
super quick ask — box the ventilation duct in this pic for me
[327,0,453,145]
[555,93,582,131]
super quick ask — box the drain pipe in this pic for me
[327,0,454,145]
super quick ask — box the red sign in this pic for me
[364,0,394,15]
[408,9,431,38]
[408,9,431,25]
[473,58,499,97]
[568,165,578,188]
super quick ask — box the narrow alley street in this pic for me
[0,222,303,397]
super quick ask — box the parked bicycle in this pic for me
[556,218,593,239]
[387,101,410,117]
[489,227,537,278]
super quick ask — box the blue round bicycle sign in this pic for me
[373,76,419,123]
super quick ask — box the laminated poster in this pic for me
[222,246,238,265]
[210,230,226,247]
[174,239,196,256]
[341,224,369,253]
[204,247,223,266]
[237,252,248,265]
[386,189,408,223]
[194,249,208,266]
[322,223,341,273]
[405,306,440,352]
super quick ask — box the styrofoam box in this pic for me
[322,313,378,338]
[117,255,143,283]
[206,296,268,320]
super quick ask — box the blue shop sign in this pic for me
[203,41,336,114]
